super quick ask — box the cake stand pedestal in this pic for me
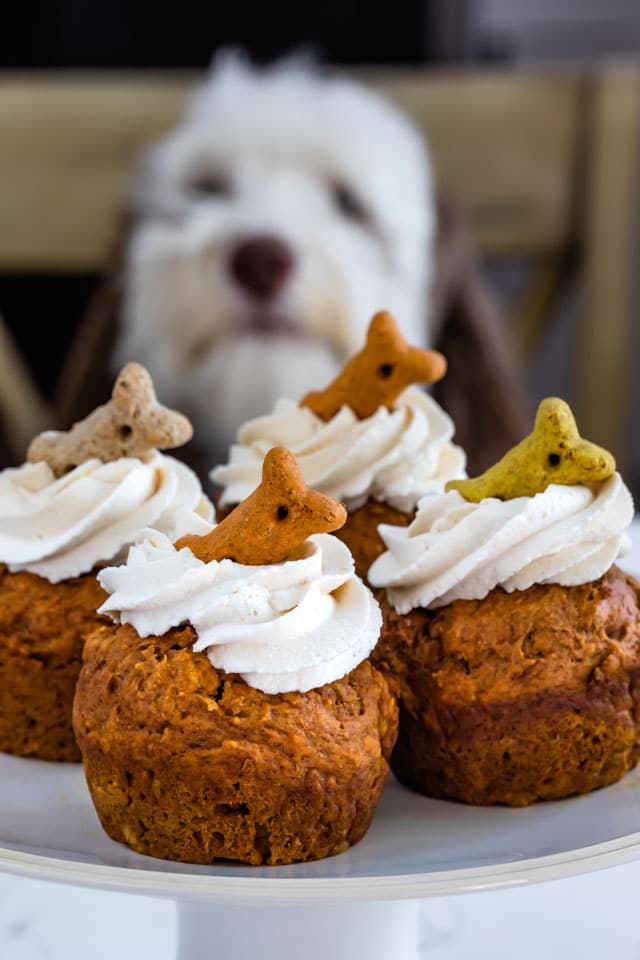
[177,900,421,960]
[3,755,640,960]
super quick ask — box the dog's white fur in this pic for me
[115,53,435,460]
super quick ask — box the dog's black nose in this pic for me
[229,235,294,300]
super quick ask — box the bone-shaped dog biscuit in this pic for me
[177,447,347,565]
[446,397,616,503]
[301,310,447,421]
[28,362,193,476]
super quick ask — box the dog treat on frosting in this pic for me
[301,310,447,422]
[178,447,347,565]
[446,397,615,503]
[28,363,193,477]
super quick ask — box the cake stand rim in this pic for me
[2,829,640,903]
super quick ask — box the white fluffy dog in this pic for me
[114,53,435,461]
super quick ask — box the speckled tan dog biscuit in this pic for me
[28,363,193,476]
[177,447,347,565]
[301,310,447,421]
[446,397,616,503]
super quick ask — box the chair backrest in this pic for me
[0,68,585,270]
[0,67,637,466]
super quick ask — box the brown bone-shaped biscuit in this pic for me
[301,310,447,421]
[177,447,347,565]
[28,362,193,477]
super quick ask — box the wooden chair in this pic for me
[0,316,51,458]
[0,66,637,468]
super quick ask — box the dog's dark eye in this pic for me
[186,170,232,198]
[331,181,369,225]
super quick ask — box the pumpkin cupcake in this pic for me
[74,448,397,865]
[368,397,639,806]
[211,310,466,579]
[0,363,212,761]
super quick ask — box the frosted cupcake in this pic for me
[74,447,397,865]
[212,310,466,579]
[368,398,639,805]
[0,363,212,761]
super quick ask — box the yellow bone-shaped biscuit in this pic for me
[177,447,347,565]
[28,362,193,477]
[301,310,447,421]
[446,397,615,503]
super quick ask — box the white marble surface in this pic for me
[2,519,640,959]
[2,863,640,959]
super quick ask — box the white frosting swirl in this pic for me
[368,473,634,613]
[212,387,466,513]
[98,531,381,694]
[0,453,213,583]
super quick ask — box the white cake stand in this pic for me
[2,755,640,960]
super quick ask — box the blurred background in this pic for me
[0,0,638,488]
[1,8,640,960]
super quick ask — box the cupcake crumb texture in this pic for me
[0,564,108,761]
[375,566,640,806]
[74,623,398,865]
